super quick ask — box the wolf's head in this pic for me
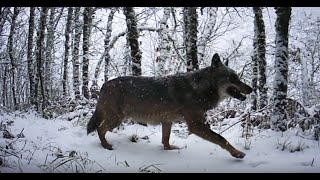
[210,53,253,102]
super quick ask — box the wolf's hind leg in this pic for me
[97,113,122,150]
[161,122,180,150]
[97,126,113,150]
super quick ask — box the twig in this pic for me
[219,113,249,134]
[17,128,24,139]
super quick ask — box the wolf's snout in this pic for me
[244,85,253,94]
[240,83,253,94]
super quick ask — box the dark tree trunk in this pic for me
[251,55,258,111]
[63,7,73,97]
[27,7,36,107]
[44,7,56,101]
[72,7,82,100]
[271,7,291,131]
[8,7,20,110]
[82,7,94,99]
[35,7,48,113]
[253,7,268,110]
[123,7,142,76]
[183,7,199,72]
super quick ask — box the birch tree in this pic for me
[92,8,116,84]
[157,7,171,76]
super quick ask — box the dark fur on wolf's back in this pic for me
[87,53,252,159]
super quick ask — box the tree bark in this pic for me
[123,7,142,76]
[35,7,48,113]
[82,7,94,99]
[27,7,36,107]
[63,7,73,96]
[8,7,20,110]
[72,7,82,100]
[183,7,198,72]
[271,7,291,131]
[157,7,171,76]
[253,7,268,110]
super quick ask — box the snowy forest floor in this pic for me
[0,111,319,173]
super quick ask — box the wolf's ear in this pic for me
[224,58,229,67]
[211,53,223,67]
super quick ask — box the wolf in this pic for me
[87,53,252,159]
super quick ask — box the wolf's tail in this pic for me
[87,111,98,134]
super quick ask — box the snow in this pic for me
[1,111,319,173]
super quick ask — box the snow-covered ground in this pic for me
[0,111,319,173]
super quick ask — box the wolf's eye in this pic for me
[230,75,238,82]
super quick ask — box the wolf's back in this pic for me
[87,111,98,134]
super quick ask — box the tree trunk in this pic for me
[72,7,82,100]
[251,55,258,111]
[104,8,116,82]
[27,7,36,107]
[93,8,116,84]
[123,7,142,76]
[157,7,171,76]
[35,7,48,114]
[63,7,73,97]
[253,7,268,110]
[301,53,309,106]
[271,7,291,131]
[8,7,20,110]
[44,7,56,101]
[82,7,94,99]
[0,7,10,35]
[183,7,198,72]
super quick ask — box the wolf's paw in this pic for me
[231,150,246,159]
[164,144,181,150]
[102,143,113,150]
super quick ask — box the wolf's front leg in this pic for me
[161,122,180,150]
[184,112,245,159]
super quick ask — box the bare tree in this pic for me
[82,7,94,99]
[251,55,258,111]
[253,7,267,110]
[72,7,82,100]
[27,7,36,107]
[183,7,198,72]
[44,7,56,100]
[63,7,73,97]
[93,8,116,83]
[271,7,291,131]
[156,7,171,76]
[91,8,117,99]
[123,7,142,76]
[34,7,48,114]
[198,7,218,65]
[290,12,320,106]
[7,7,20,110]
